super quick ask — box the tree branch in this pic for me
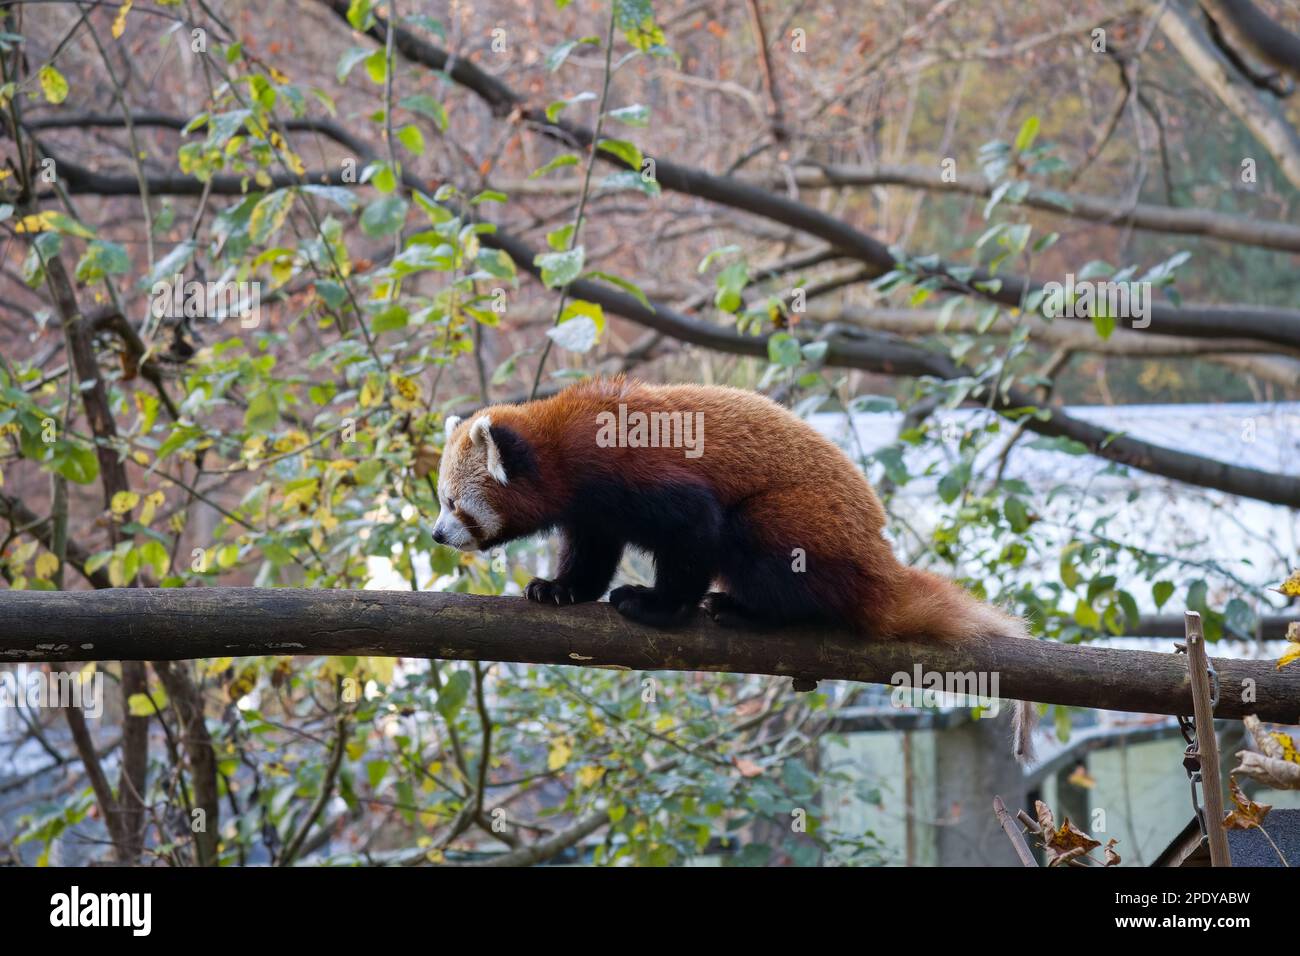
[44,154,1300,507]
[314,0,1300,352]
[0,589,1296,723]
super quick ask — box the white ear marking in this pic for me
[470,416,508,484]
[444,415,463,440]
[468,415,492,445]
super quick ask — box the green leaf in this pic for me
[75,240,130,283]
[371,305,409,333]
[53,443,99,484]
[547,314,599,353]
[584,270,652,311]
[547,224,575,251]
[244,391,279,432]
[336,47,371,84]
[397,124,425,156]
[360,195,408,238]
[614,0,667,51]
[1152,580,1174,610]
[545,91,595,123]
[714,260,748,313]
[597,138,642,169]
[1004,496,1030,533]
[366,759,390,790]
[363,49,387,84]
[37,211,95,239]
[529,154,580,179]
[608,104,650,127]
[301,184,359,213]
[767,332,801,367]
[1026,435,1090,456]
[1224,598,1255,638]
[545,36,599,73]
[435,670,472,721]
[475,248,516,280]
[138,539,170,579]
[1073,601,1100,630]
[1091,311,1116,341]
[346,0,374,30]
[534,247,584,288]
[399,93,448,131]
[937,462,971,504]
[599,170,660,196]
[1014,115,1040,153]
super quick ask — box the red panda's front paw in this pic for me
[524,577,578,606]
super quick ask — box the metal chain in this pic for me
[1174,642,1219,840]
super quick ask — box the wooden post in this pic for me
[1184,611,1231,867]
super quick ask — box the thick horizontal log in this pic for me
[0,589,1296,723]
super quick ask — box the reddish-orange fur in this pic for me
[449,378,1027,643]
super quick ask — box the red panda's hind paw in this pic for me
[702,592,782,631]
[524,577,578,606]
[609,585,696,628]
[701,592,749,629]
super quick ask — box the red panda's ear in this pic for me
[469,416,508,484]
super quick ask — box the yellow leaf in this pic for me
[359,375,382,408]
[1276,570,1300,597]
[33,552,59,579]
[576,765,605,788]
[111,0,132,39]
[547,737,572,771]
[363,656,394,685]
[127,690,167,716]
[1269,731,1300,764]
[1067,764,1097,789]
[389,373,421,411]
[14,211,57,233]
[1278,643,1300,671]
[138,490,165,527]
[110,490,140,514]
[37,64,68,104]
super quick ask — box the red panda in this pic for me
[431,377,1037,761]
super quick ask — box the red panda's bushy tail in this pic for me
[882,566,1038,765]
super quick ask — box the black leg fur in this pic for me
[525,523,623,606]
[605,482,722,628]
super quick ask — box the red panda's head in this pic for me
[431,412,540,551]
